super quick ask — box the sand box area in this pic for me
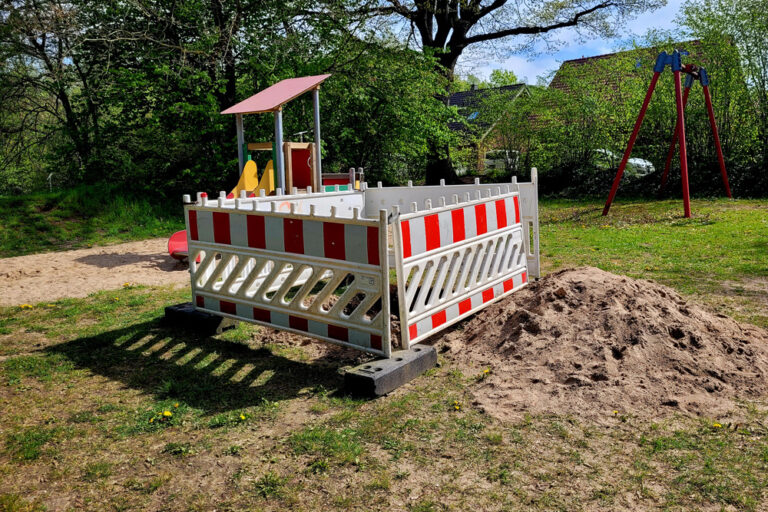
[0,238,189,306]
[442,267,768,421]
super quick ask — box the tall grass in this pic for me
[0,185,184,257]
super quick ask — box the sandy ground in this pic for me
[443,267,768,422]
[1,238,189,306]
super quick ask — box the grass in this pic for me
[540,197,768,327]
[0,185,183,257]
[0,197,767,510]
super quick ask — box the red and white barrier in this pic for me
[392,171,538,347]
[183,171,539,356]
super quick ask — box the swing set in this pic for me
[603,50,732,217]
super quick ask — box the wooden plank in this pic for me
[247,142,273,151]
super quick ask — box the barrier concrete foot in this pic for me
[344,344,437,397]
[163,302,237,336]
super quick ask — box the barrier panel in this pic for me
[391,171,539,347]
[186,189,391,357]
[183,170,539,357]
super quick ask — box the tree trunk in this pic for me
[423,51,463,184]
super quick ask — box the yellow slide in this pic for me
[228,159,276,198]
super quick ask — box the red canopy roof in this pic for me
[221,74,331,115]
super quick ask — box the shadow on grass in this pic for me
[46,318,348,413]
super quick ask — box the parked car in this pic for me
[593,148,654,178]
[483,149,519,174]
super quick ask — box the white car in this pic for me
[483,149,519,173]
[593,148,655,178]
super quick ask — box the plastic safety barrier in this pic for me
[183,170,539,356]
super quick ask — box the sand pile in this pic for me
[442,267,768,421]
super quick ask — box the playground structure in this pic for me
[603,50,732,218]
[168,74,361,260]
[170,72,539,385]
[182,174,539,358]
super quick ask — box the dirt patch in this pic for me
[0,238,189,306]
[442,267,768,422]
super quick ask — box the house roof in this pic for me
[221,74,331,115]
[549,41,702,91]
[447,84,526,133]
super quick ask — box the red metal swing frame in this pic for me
[602,50,732,218]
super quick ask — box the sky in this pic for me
[467,0,684,85]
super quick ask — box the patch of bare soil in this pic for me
[0,238,189,306]
[442,267,768,422]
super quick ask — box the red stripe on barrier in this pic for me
[328,325,349,342]
[459,298,472,315]
[408,323,418,340]
[367,227,380,265]
[401,220,412,258]
[195,295,204,308]
[432,310,447,329]
[514,196,520,224]
[503,279,514,292]
[283,218,304,254]
[220,300,236,315]
[289,315,308,332]
[482,288,494,303]
[522,272,527,283]
[451,208,465,242]
[323,222,346,260]
[189,210,199,241]
[424,214,441,251]
[213,212,231,244]
[370,335,382,350]
[495,199,508,229]
[253,307,270,323]
[247,215,266,249]
[474,204,488,235]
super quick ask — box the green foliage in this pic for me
[0,0,455,195]
[477,33,766,197]
[0,185,183,257]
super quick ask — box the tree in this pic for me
[489,69,518,87]
[307,0,664,183]
[681,0,768,192]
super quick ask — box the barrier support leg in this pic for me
[603,71,661,216]
[674,70,691,218]
[703,85,732,198]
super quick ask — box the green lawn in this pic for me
[540,198,768,328]
[0,197,767,511]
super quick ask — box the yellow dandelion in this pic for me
[713,423,722,428]
[240,414,246,420]
[613,410,619,415]
[483,368,490,374]
[454,405,460,410]
[163,410,172,417]
[20,304,33,309]
[149,417,154,423]
[174,403,179,408]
